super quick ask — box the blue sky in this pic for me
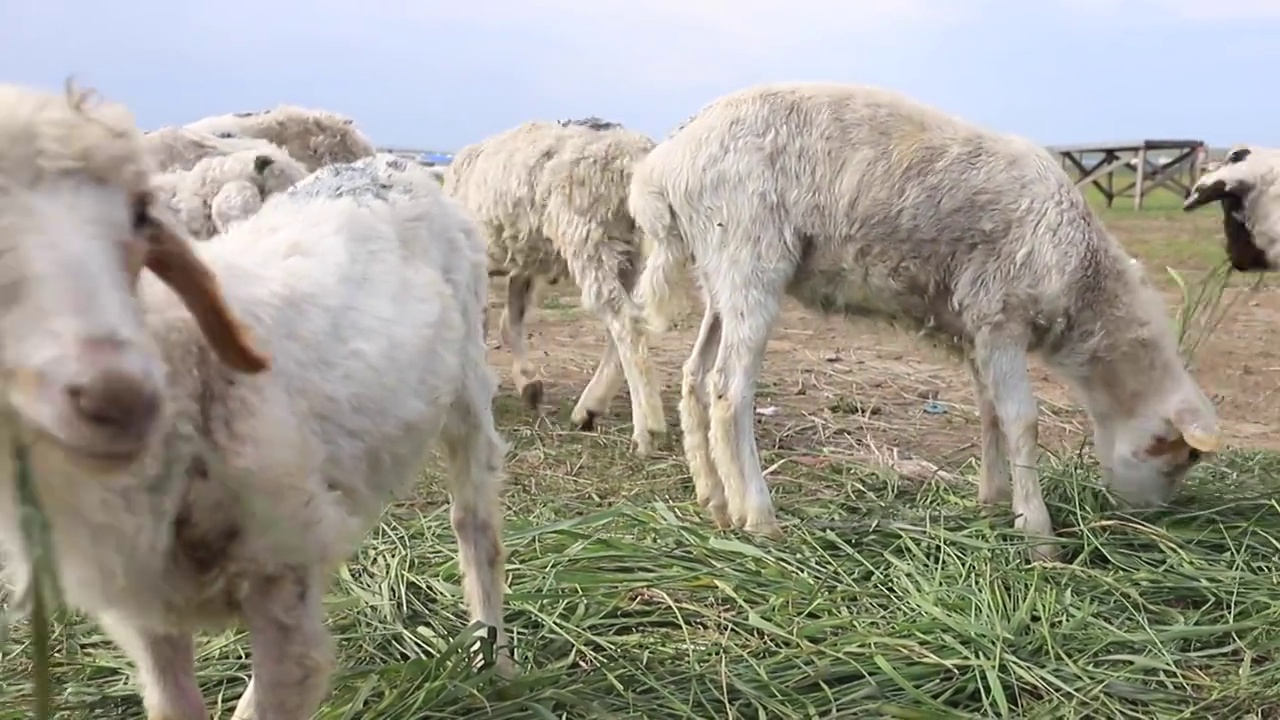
[2,1,1275,152]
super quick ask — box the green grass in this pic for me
[4,169,1277,718]
[3,394,1279,719]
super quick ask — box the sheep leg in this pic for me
[598,306,666,457]
[972,331,1056,561]
[99,615,206,720]
[501,273,542,410]
[230,567,334,720]
[705,283,783,538]
[682,305,730,527]
[966,357,1012,505]
[441,363,513,676]
[570,334,623,431]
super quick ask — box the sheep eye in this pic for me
[130,195,152,232]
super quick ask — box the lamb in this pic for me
[185,105,377,171]
[209,178,264,234]
[142,125,280,172]
[631,82,1222,559]
[152,147,308,239]
[445,118,667,455]
[0,83,510,720]
[1183,145,1280,272]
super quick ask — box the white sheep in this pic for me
[210,178,265,234]
[0,83,510,720]
[152,147,308,239]
[142,125,280,172]
[1183,145,1279,272]
[185,105,377,171]
[631,82,1222,559]
[445,119,666,455]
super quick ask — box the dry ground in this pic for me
[484,200,1280,483]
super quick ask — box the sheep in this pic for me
[142,125,280,172]
[445,118,667,455]
[1183,145,1280,272]
[185,105,377,171]
[152,147,308,239]
[631,82,1222,559]
[0,82,511,720]
[209,178,265,234]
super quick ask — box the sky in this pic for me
[1,1,1276,153]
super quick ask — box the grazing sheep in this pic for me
[0,83,510,720]
[631,82,1221,558]
[445,118,666,455]
[1183,145,1279,272]
[185,105,377,171]
[153,147,308,239]
[142,125,279,172]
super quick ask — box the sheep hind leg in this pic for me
[571,334,624,431]
[99,615,206,720]
[502,273,542,410]
[682,305,730,527]
[972,329,1057,561]
[705,275,785,538]
[966,357,1012,506]
[232,567,335,720]
[441,362,513,676]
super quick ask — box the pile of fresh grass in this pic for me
[1,412,1278,719]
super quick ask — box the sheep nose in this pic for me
[66,367,161,442]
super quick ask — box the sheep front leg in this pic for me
[441,363,513,676]
[966,357,1012,505]
[599,307,666,457]
[501,273,542,410]
[682,306,730,527]
[229,567,334,720]
[972,332,1057,561]
[100,615,206,720]
[571,335,624,431]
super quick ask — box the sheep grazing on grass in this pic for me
[446,118,666,455]
[142,125,279,173]
[1183,146,1280,272]
[0,83,510,719]
[152,147,309,239]
[632,82,1222,559]
[185,105,377,172]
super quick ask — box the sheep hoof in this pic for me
[520,381,543,410]
[575,409,599,431]
[743,518,783,539]
[1029,541,1061,563]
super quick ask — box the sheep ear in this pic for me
[1226,147,1252,165]
[1169,403,1222,452]
[141,215,271,373]
[253,154,275,175]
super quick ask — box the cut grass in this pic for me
[2,396,1279,719]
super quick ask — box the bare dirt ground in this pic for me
[483,209,1280,477]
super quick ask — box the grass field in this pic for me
[3,168,1280,719]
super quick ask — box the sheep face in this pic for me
[210,180,264,234]
[1184,146,1280,271]
[1089,387,1219,508]
[1,178,265,471]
